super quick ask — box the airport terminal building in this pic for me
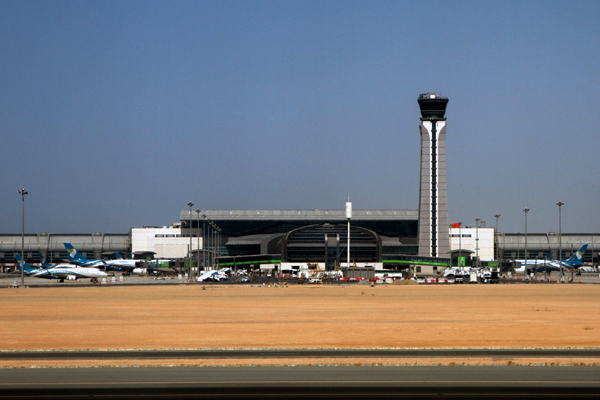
[1,94,598,273]
[131,209,599,273]
[1,212,598,274]
[139,209,426,272]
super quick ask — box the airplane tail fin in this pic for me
[63,243,88,263]
[115,252,123,259]
[39,253,51,269]
[15,254,36,274]
[563,244,588,266]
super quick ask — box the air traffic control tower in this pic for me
[417,93,450,258]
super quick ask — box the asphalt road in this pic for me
[1,366,600,399]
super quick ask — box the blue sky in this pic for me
[1,0,599,234]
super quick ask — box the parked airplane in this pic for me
[38,252,68,270]
[16,254,107,283]
[114,252,148,275]
[514,244,588,273]
[64,243,140,272]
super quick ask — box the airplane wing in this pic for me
[31,270,61,280]
[105,259,140,271]
[535,261,562,272]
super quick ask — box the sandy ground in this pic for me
[1,284,600,366]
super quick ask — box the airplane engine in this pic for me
[132,268,147,275]
[66,275,76,280]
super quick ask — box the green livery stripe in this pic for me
[383,260,450,267]
[216,260,281,267]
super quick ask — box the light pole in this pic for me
[570,243,574,282]
[218,227,221,259]
[523,208,530,276]
[195,209,201,277]
[557,201,564,282]
[211,222,218,268]
[17,189,28,287]
[209,221,216,268]
[209,221,213,268]
[475,218,480,267]
[187,201,194,280]
[202,214,207,269]
[458,222,462,268]
[495,214,501,269]
[205,217,211,268]
[592,235,595,272]
[215,225,220,266]
[346,200,352,269]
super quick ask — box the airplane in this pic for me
[16,254,107,283]
[115,252,148,275]
[64,243,140,272]
[514,244,588,273]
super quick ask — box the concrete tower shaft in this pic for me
[417,93,450,258]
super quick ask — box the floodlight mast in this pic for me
[17,189,28,287]
[495,214,501,269]
[346,200,352,268]
[524,208,530,276]
[195,208,201,278]
[458,222,462,268]
[187,201,194,280]
[475,218,480,267]
[202,214,207,268]
[557,201,564,282]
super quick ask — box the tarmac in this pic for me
[1,365,600,399]
[2,271,599,289]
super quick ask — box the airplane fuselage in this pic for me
[26,265,107,280]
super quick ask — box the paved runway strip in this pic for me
[1,366,600,399]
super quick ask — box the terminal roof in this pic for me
[179,209,418,222]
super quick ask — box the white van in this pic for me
[469,272,478,283]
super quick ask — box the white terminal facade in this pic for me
[449,227,495,262]
[132,224,203,259]
[132,224,496,263]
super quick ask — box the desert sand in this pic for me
[1,283,599,366]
